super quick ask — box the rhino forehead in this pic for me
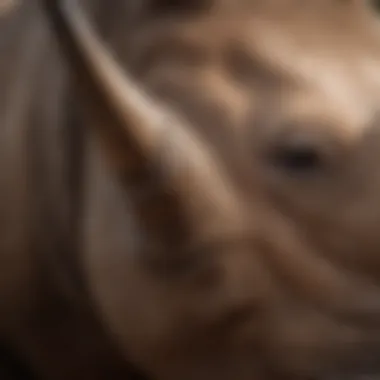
[126,16,380,150]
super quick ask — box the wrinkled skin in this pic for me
[3,0,380,380]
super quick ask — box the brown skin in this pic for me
[3,0,380,379]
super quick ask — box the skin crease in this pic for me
[82,1,380,379]
[4,0,380,379]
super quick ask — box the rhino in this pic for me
[2,0,380,379]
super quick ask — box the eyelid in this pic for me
[256,120,348,179]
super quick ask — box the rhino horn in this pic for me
[43,0,244,257]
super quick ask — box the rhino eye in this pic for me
[270,136,325,176]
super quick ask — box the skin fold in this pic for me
[3,0,380,379]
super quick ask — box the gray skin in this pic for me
[3,1,380,380]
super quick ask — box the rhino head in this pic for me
[43,1,380,379]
